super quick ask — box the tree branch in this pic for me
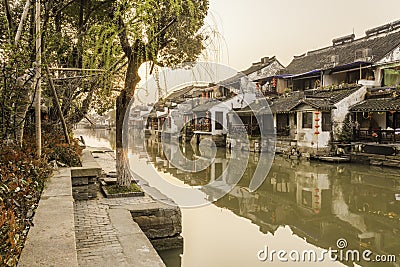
[116,15,132,58]
[3,0,15,37]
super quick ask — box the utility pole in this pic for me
[35,0,41,156]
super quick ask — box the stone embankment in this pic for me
[18,148,182,267]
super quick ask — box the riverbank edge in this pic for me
[18,148,174,267]
[17,168,78,267]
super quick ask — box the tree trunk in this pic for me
[116,57,140,187]
[14,71,35,146]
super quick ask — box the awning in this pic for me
[328,61,372,74]
[284,69,322,80]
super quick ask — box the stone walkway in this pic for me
[74,193,165,267]
[73,148,166,267]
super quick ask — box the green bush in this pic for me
[0,130,82,266]
[0,144,51,266]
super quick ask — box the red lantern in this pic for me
[272,78,277,87]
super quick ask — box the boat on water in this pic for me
[317,155,351,163]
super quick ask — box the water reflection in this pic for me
[135,135,400,266]
[77,128,400,266]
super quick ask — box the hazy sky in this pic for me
[206,0,400,70]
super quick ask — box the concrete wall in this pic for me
[209,93,256,135]
[323,72,347,86]
[332,86,367,139]
[248,61,284,81]
[276,79,288,94]
[377,44,400,64]
[295,105,330,150]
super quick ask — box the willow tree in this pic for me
[108,0,209,186]
[0,0,120,143]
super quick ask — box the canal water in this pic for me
[75,129,400,267]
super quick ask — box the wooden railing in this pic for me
[354,129,400,143]
[193,124,211,132]
[229,124,261,136]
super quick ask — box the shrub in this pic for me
[0,129,82,266]
[0,144,51,266]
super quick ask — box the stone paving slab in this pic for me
[74,194,166,267]
[109,209,165,267]
[73,147,180,267]
[18,168,78,267]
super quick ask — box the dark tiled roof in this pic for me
[269,92,303,113]
[234,100,273,114]
[220,57,280,86]
[165,85,208,101]
[349,98,400,112]
[192,100,220,112]
[241,56,279,75]
[304,87,360,103]
[270,98,334,113]
[270,87,360,113]
[283,30,400,75]
[220,73,244,87]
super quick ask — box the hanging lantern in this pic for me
[314,188,321,214]
[314,111,320,135]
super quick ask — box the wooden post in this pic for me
[35,0,41,156]
[45,65,70,144]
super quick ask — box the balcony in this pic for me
[354,129,400,143]
[193,123,211,132]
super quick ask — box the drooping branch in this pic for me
[116,15,132,58]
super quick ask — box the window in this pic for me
[293,113,297,126]
[322,112,332,131]
[302,112,313,128]
[277,114,289,135]
[215,111,223,130]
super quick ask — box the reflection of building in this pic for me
[136,137,400,266]
[295,171,331,215]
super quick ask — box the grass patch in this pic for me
[105,183,142,194]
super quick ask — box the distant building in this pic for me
[270,86,367,154]
[221,56,284,95]
[273,19,400,93]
